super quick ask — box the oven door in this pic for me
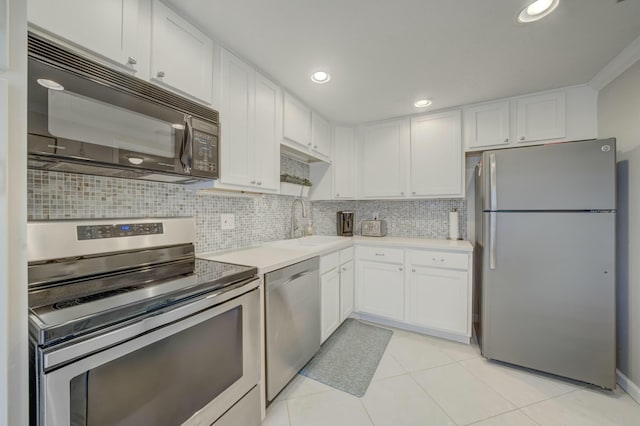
[28,57,191,176]
[39,282,260,426]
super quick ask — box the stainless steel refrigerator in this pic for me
[475,138,616,389]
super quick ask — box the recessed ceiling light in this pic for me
[37,79,64,91]
[311,71,331,84]
[518,0,559,23]
[414,99,432,108]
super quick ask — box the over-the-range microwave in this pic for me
[27,33,219,183]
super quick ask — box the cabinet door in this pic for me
[253,73,280,191]
[407,266,469,335]
[321,268,341,343]
[28,0,139,72]
[464,101,510,149]
[283,92,311,147]
[339,260,354,322]
[357,261,404,321]
[219,49,254,187]
[516,91,566,143]
[151,0,213,104]
[360,120,408,198]
[311,112,331,158]
[410,110,463,197]
[333,126,356,199]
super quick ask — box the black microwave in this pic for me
[27,33,219,183]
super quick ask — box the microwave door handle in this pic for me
[180,116,193,174]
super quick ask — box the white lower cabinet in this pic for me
[355,244,472,342]
[406,266,469,335]
[356,260,405,322]
[320,247,355,342]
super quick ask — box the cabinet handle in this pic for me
[336,193,340,197]
[307,142,312,146]
[375,253,385,256]
[399,267,403,272]
[342,266,347,271]
[257,181,262,186]
[504,138,509,143]
[412,268,416,273]
[520,136,526,141]
[412,191,416,195]
[157,71,165,78]
[440,258,445,262]
[127,56,137,65]
[432,257,437,261]
[314,145,318,149]
[400,192,405,196]
[250,180,256,184]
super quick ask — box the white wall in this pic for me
[0,0,27,424]
[598,58,640,392]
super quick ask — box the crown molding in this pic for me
[590,34,640,91]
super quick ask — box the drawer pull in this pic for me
[375,253,385,256]
[432,257,436,261]
[399,267,403,271]
[412,268,416,272]
[440,258,445,262]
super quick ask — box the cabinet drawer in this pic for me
[357,246,404,264]
[409,250,468,270]
[339,247,354,264]
[320,251,339,274]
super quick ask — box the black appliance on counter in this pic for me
[337,211,354,236]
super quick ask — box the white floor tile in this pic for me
[361,374,455,426]
[371,351,406,381]
[469,410,539,426]
[412,363,515,425]
[460,358,578,407]
[262,400,290,426]
[430,336,482,361]
[522,387,640,426]
[287,390,373,426]
[386,335,454,372]
[276,374,334,401]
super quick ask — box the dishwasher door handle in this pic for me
[269,271,312,291]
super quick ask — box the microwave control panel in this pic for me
[192,129,218,178]
[77,222,164,240]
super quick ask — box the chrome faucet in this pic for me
[291,198,307,238]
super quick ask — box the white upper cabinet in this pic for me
[410,110,463,198]
[28,0,140,72]
[283,92,311,148]
[333,126,356,199]
[464,100,510,150]
[218,48,280,192]
[1,0,8,70]
[151,0,213,104]
[516,91,566,143]
[219,49,253,187]
[360,119,409,198]
[253,72,280,191]
[311,112,331,159]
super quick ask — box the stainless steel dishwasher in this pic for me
[265,257,320,401]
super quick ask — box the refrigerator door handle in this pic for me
[490,211,497,269]
[489,153,497,211]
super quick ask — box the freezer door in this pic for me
[482,139,616,211]
[481,212,616,388]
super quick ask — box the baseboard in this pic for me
[617,369,640,404]
[351,312,471,344]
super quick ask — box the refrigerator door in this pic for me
[482,139,616,211]
[481,211,616,388]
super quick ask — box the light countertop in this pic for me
[198,236,472,275]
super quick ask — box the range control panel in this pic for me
[77,222,164,240]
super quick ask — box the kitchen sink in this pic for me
[265,236,348,249]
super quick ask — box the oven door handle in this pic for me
[179,115,193,174]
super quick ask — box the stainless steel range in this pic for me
[28,218,261,426]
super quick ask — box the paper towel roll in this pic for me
[449,210,460,240]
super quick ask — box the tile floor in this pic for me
[262,326,640,426]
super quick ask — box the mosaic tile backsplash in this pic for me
[28,155,312,254]
[312,199,467,240]
[28,154,466,253]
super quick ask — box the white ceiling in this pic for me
[166,0,640,124]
